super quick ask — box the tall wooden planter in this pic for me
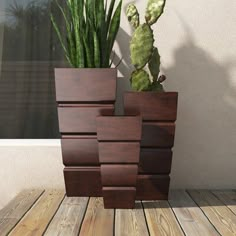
[96,116,142,208]
[55,68,117,196]
[124,92,178,200]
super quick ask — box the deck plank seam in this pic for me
[186,190,223,236]
[141,201,151,236]
[210,190,236,217]
[42,193,66,235]
[78,197,90,236]
[6,189,45,235]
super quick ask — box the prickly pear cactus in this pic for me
[126,0,166,92]
[130,24,154,69]
[145,0,166,25]
[148,47,160,81]
[131,70,151,91]
[126,4,139,29]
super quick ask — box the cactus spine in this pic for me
[126,0,166,91]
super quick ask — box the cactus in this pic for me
[126,0,166,91]
[51,0,123,68]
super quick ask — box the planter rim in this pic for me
[55,67,117,71]
[124,91,178,95]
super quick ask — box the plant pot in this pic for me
[96,115,142,209]
[55,68,117,197]
[124,91,178,200]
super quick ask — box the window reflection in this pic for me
[0,0,66,138]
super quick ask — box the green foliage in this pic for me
[126,0,166,92]
[130,24,154,69]
[51,0,123,68]
[131,70,151,91]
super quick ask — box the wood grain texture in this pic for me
[9,190,65,236]
[143,200,184,236]
[61,137,99,166]
[103,187,136,209]
[98,142,140,163]
[64,167,102,197]
[44,197,89,236]
[212,190,236,215]
[0,190,44,236]
[139,148,172,174]
[188,190,236,236]
[115,201,149,236]
[169,190,220,236]
[136,175,170,200]
[101,164,138,186]
[79,198,114,236]
[96,116,142,141]
[58,105,114,134]
[141,122,175,148]
[124,92,178,121]
[55,68,117,102]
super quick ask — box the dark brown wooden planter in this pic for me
[97,115,142,209]
[124,91,178,200]
[55,68,117,197]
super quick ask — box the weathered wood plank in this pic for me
[79,198,114,236]
[9,190,65,236]
[169,190,220,236]
[44,197,89,236]
[143,200,184,236]
[212,190,236,215]
[115,201,149,236]
[188,190,236,236]
[0,189,44,236]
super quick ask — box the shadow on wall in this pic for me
[164,22,236,188]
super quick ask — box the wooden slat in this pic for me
[0,189,44,236]
[9,190,65,236]
[115,201,149,236]
[79,198,114,236]
[188,190,236,236]
[212,190,236,215]
[44,197,89,236]
[169,190,220,236]
[143,200,184,236]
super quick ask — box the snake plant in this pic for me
[51,0,122,68]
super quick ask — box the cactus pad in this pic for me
[126,4,140,29]
[151,81,164,91]
[148,47,160,81]
[131,69,151,91]
[130,23,154,69]
[145,0,166,25]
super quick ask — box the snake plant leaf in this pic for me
[145,0,166,25]
[126,4,139,29]
[106,0,122,67]
[148,47,160,81]
[130,23,154,69]
[131,69,151,91]
[94,31,101,67]
[106,0,116,34]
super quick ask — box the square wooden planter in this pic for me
[124,91,178,200]
[55,68,117,197]
[97,115,142,209]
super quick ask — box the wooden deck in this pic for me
[0,190,236,236]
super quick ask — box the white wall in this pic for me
[1,0,236,208]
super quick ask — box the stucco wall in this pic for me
[1,0,236,208]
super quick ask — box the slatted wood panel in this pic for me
[79,198,114,236]
[169,190,220,236]
[9,190,65,236]
[44,197,89,236]
[0,190,44,236]
[143,200,184,236]
[212,190,236,215]
[188,190,236,236]
[115,201,149,236]
[3,189,236,236]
